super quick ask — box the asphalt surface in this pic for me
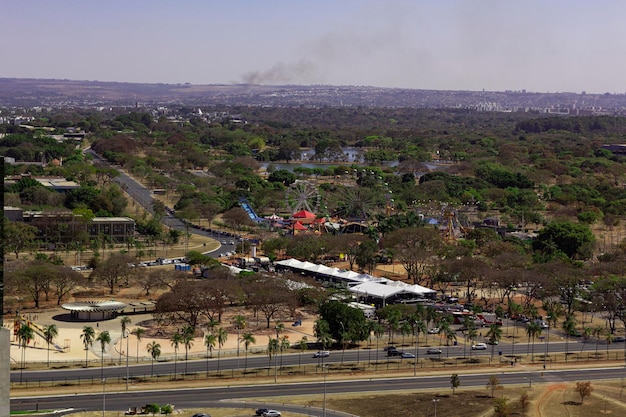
[86,148,239,256]
[11,366,626,414]
[11,339,626,384]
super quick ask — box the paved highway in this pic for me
[11,341,626,384]
[85,148,239,256]
[11,366,626,413]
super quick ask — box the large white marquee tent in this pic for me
[275,258,436,306]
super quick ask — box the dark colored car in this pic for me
[387,349,402,356]
[255,408,269,416]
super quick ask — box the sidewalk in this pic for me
[8,306,317,366]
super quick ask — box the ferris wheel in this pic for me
[285,180,321,214]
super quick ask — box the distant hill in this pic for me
[2,77,626,114]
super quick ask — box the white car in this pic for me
[428,328,440,334]
[313,350,330,358]
[263,411,281,417]
[471,343,487,350]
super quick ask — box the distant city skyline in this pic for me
[2,0,626,94]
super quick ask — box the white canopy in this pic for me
[275,258,435,297]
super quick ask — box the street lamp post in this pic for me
[323,365,329,417]
[102,378,106,417]
[340,321,346,365]
[525,376,532,388]
[432,398,440,417]
[543,333,548,370]
[125,330,130,391]
[274,326,279,383]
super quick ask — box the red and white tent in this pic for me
[292,210,316,224]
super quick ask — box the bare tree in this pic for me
[383,227,444,285]
[575,381,593,404]
[89,254,135,294]
[245,274,295,328]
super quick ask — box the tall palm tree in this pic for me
[267,337,279,377]
[593,326,603,357]
[562,315,577,362]
[444,326,457,358]
[95,330,111,379]
[580,326,593,353]
[233,315,247,357]
[42,324,58,368]
[204,333,217,376]
[509,302,523,356]
[461,316,475,359]
[17,324,34,382]
[181,326,195,374]
[605,332,614,356]
[279,336,290,368]
[542,299,563,365]
[119,316,132,364]
[486,323,503,360]
[372,322,385,369]
[467,325,478,358]
[298,336,309,368]
[424,307,437,344]
[400,321,412,348]
[387,308,401,343]
[275,321,286,368]
[525,322,541,362]
[206,318,220,334]
[214,327,228,374]
[170,332,183,378]
[409,313,426,376]
[133,328,145,363]
[146,341,161,377]
[438,318,452,347]
[241,332,256,372]
[80,325,95,368]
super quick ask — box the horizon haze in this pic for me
[2,0,625,94]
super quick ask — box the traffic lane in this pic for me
[11,340,626,383]
[11,366,626,412]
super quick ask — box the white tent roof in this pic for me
[386,280,437,295]
[276,258,435,294]
[348,281,405,299]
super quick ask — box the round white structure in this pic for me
[62,300,128,321]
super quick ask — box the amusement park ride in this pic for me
[284,180,322,214]
[440,205,472,242]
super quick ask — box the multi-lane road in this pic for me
[85,148,239,256]
[11,340,626,385]
[11,366,626,414]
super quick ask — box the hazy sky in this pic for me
[2,0,625,93]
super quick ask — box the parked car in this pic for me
[471,343,487,350]
[427,348,442,354]
[255,408,269,416]
[612,336,625,342]
[401,352,416,359]
[313,350,330,358]
[263,410,281,417]
[428,328,440,334]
